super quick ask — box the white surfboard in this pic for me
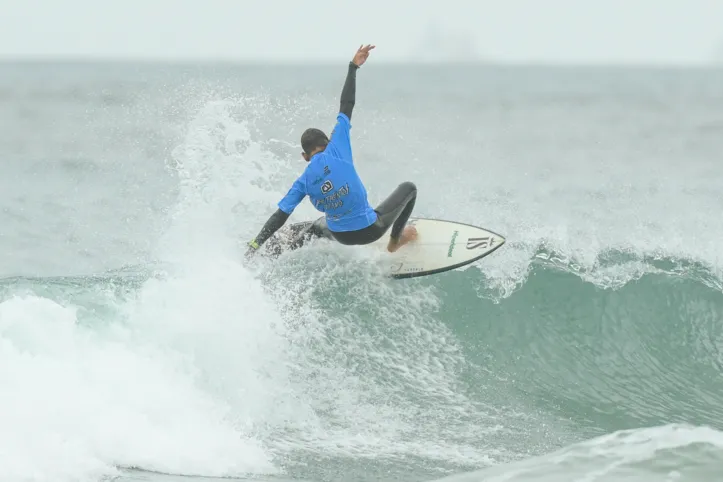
[263,217,505,279]
[375,218,505,278]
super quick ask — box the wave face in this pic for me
[3,253,723,481]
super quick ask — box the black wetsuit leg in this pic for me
[374,181,417,240]
[331,181,417,246]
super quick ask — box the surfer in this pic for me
[245,44,418,258]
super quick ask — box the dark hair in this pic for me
[301,128,329,155]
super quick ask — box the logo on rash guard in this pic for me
[315,183,350,211]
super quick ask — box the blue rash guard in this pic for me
[276,113,378,232]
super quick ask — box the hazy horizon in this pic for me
[2,57,723,70]
[2,0,722,66]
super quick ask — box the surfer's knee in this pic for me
[401,182,417,204]
[399,181,417,195]
[397,181,417,201]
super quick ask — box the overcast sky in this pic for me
[2,0,722,65]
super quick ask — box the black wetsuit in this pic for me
[249,62,417,252]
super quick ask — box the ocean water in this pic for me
[1,61,723,482]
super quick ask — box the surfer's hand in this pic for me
[352,44,375,67]
[244,239,259,261]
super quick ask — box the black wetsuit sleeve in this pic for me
[339,61,359,120]
[251,209,290,247]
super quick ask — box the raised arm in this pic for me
[339,44,375,120]
[339,62,358,120]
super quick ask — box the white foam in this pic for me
[0,98,305,482]
[153,97,507,466]
[0,295,275,482]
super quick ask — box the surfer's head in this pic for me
[301,128,329,162]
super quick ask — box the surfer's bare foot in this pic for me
[387,226,418,253]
